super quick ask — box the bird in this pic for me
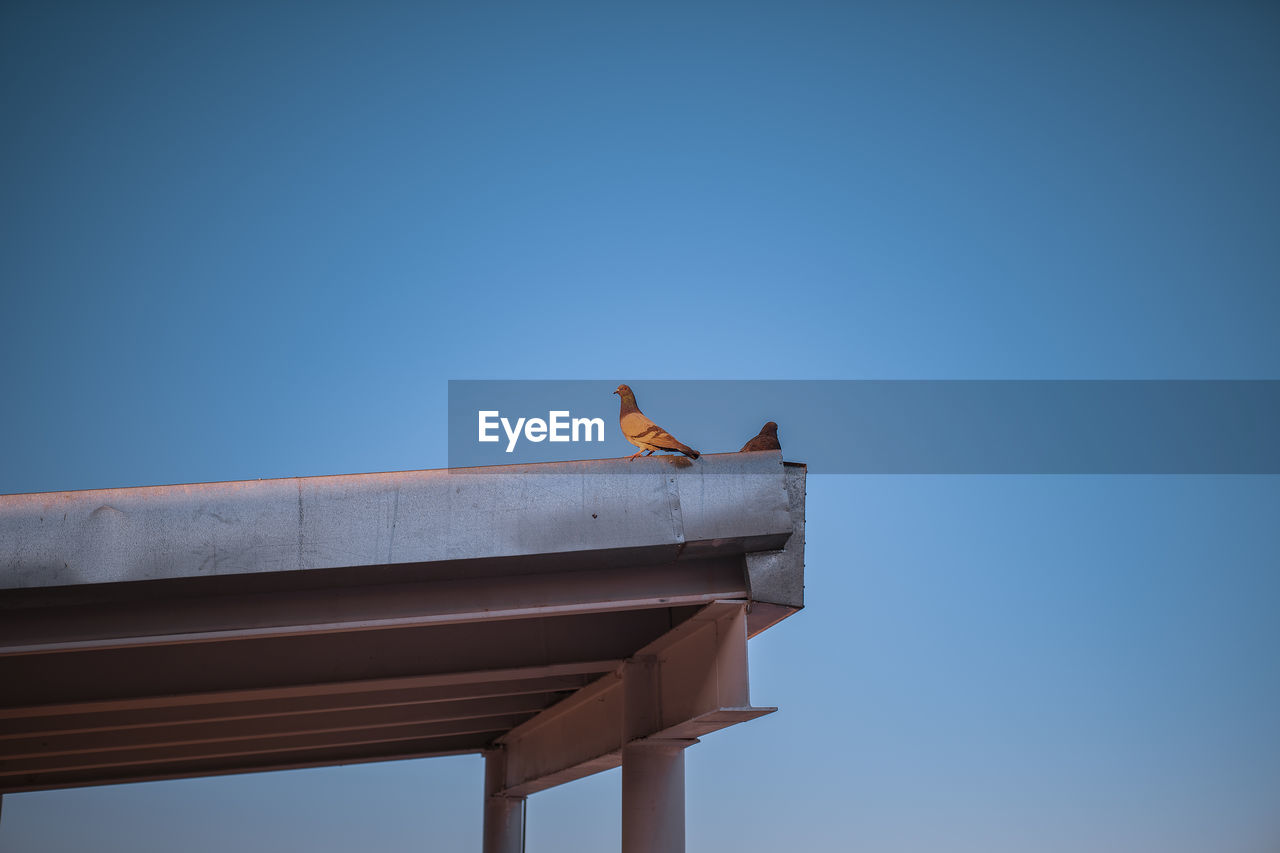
[739,421,781,453]
[613,384,700,460]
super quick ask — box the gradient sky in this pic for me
[2,2,1278,851]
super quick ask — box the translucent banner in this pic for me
[447,380,1280,473]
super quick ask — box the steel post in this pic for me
[621,740,692,853]
[482,749,525,853]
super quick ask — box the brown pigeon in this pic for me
[739,421,781,453]
[613,384,700,460]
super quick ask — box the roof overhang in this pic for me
[0,452,804,793]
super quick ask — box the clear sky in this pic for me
[2,2,1278,851]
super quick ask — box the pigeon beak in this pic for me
[612,389,619,396]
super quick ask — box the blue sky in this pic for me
[2,2,1278,851]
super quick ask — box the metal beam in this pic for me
[0,456,806,796]
[0,714,531,778]
[0,454,795,590]
[0,559,747,655]
[483,749,525,853]
[744,461,807,609]
[0,608,695,709]
[494,602,774,797]
[1,694,560,761]
[0,674,593,739]
[2,735,494,793]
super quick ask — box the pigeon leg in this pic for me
[627,449,646,461]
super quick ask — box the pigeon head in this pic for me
[613,384,634,398]
[761,421,778,435]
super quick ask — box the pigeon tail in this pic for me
[674,444,700,460]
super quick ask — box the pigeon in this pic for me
[613,384,700,460]
[740,421,781,453]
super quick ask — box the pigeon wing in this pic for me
[740,433,781,452]
[621,412,699,457]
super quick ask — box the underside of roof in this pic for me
[0,452,805,794]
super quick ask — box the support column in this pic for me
[622,655,697,853]
[482,748,524,853]
[622,739,694,853]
